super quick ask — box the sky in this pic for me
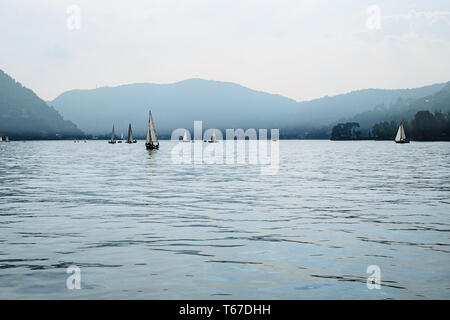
[1,0,450,101]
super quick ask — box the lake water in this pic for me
[0,140,449,299]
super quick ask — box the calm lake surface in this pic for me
[0,140,449,299]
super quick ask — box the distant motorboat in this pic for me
[183,130,190,142]
[108,124,116,144]
[395,123,409,144]
[126,124,137,143]
[145,110,159,150]
[208,130,219,143]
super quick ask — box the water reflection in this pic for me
[0,140,449,299]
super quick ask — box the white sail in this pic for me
[183,130,188,142]
[395,124,407,142]
[146,119,151,144]
[127,124,133,142]
[395,125,402,142]
[150,111,158,143]
[111,125,115,142]
[121,132,124,140]
[146,111,158,144]
[0,137,2,142]
[5,137,8,142]
[400,124,406,140]
[211,130,216,142]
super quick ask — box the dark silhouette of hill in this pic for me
[344,81,450,132]
[0,70,84,139]
[50,79,447,137]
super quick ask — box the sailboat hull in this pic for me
[146,142,159,150]
[395,140,410,144]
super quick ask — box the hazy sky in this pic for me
[1,0,450,101]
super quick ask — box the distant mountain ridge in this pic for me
[342,81,450,132]
[0,70,84,139]
[294,83,447,127]
[50,78,447,136]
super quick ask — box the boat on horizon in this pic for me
[117,132,123,143]
[395,123,409,144]
[108,125,116,144]
[183,130,190,142]
[208,130,218,143]
[145,111,159,150]
[126,124,137,143]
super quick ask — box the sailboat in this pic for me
[108,125,116,144]
[126,124,137,143]
[145,111,159,150]
[5,136,9,142]
[118,132,123,143]
[395,123,409,144]
[0,136,2,142]
[183,130,190,142]
[208,130,218,143]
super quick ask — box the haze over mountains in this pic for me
[50,79,447,137]
[0,70,83,139]
[344,82,450,133]
[1,68,448,139]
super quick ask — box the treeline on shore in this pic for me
[331,110,450,141]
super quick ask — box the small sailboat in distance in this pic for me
[395,123,409,144]
[208,130,218,143]
[118,132,123,143]
[183,130,190,142]
[5,136,9,142]
[126,124,137,143]
[0,136,2,142]
[108,125,116,144]
[146,111,159,150]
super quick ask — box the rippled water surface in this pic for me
[0,140,449,299]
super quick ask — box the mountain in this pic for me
[295,83,447,127]
[343,81,450,132]
[50,79,299,136]
[50,78,447,137]
[0,70,84,139]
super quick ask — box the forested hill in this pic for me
[331,83,450,140]
[342,81,450,131]
[0,70,84,139]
